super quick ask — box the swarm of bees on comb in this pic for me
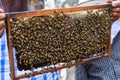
[9,8,111,71]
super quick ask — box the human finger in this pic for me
[112,1,120,7]
[105,0,112,3]
[0,20,5,30]
[0,13,5,20]
[112,7,120,12]
[112,12,120,18]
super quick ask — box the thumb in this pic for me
[105,0,112,3]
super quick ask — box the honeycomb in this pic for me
[9,8,111,71]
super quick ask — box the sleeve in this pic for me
[84,58,116,80]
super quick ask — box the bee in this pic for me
[9,8,111,71]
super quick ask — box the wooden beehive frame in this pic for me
[6,3,112,80]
